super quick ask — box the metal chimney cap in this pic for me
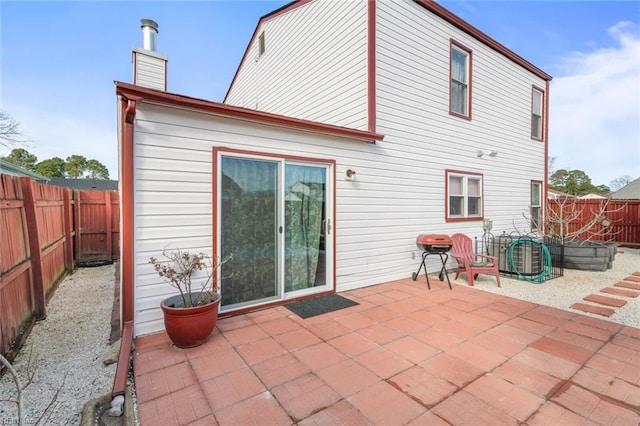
[140,19,159,52]
[140,19,159,31]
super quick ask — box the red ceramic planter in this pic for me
[160,293,221,348]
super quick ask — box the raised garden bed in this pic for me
[560,240,617,271]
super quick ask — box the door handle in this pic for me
[321,219,332,235]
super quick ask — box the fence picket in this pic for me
[547,199,640,246]
[0,174,119,361]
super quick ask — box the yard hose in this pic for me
[507,237,553,284]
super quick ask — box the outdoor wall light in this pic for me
[345,169,357,180]
[477,150,498,158]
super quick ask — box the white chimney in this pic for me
[133,18,167,91]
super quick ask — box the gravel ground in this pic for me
[0,264,117,425]
[463,247,640,328]
[0,248,638,424]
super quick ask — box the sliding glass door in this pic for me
[284,164,327,292]
[217,151,332,312]
[219,156,278,307]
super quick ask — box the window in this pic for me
[531,87,544,140]
[450,41,472,118]
[531,181,542,231]
[446,170,483,221]
[258,32,266,57]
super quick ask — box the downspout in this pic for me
[543,79,551,227]
[111,97,137,408]
[121,97,137,326]
[367,0,377,134]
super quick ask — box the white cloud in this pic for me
[1,105,118,180]
[549,21,640,188]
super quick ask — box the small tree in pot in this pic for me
[150,248,232,348]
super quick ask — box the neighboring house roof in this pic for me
[611,177,640,199]
[47,178,119,191]
[0,158,49,182]
[547,188,574,199]
[578,193,608,199]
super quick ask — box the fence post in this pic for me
[63,188,74,272]
[105,191,113,261]
[73,189,81,265]
[19,177,46,320]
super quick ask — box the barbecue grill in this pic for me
[411,234,453,289]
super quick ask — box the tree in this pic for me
[565,170,592,196]
[549,168,602,196]
[1,148,110,179]
[1,148,38,171]
[546,197,624,242]
[549,169,569,189]
[609,175,632,192]
[548,156,557,176]
[35,157,66,178]
[64,155,87,178]
[0,351,66,425]
[0,111,29,150]
[85,159,110,179]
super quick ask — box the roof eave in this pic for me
[415,0,552,81]
[116,82,384,144]
[223,0,312,103]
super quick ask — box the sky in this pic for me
[1,0,639,188]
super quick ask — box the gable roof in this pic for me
[0,158,49,182]
[547,188,574,199]
[47,178,119,191]
[224,0,552,102]
[414,0,551,81]
[611,177,640,199]
[578,193,608,199]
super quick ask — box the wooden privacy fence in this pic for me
[547,198,640,246]
[75,189,120,265]
[0,174,119,360]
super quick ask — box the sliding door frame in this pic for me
[212,146,337,315]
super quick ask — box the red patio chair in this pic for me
[450,233,501,287]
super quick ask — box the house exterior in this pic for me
[578,193,608,200]
[225,0,551,249]
[0,159,49,182]
[547,188,574,199]
[47,178,119,191]
[612,177,640,199]
[117,0,551,338]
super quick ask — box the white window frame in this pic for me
[450,41,472,119]
[446,170,483,221]
[531,181,542,231]
[531,87,544,140]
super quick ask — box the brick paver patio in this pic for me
[133,277,640,425]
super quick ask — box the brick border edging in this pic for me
[571,270,640,318]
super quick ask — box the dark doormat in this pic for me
[285,293,359,319]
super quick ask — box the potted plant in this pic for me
[149,248,232,348]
